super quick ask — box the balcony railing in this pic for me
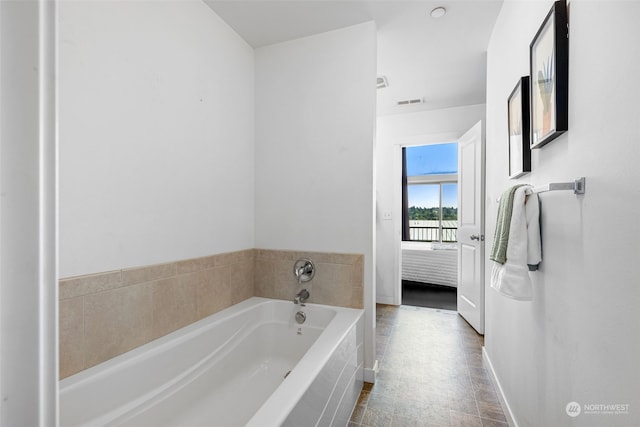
[409,226,457,242]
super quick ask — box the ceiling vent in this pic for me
[396,98,424,106]
[376,76,388,89]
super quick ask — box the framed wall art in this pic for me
[508,76,531,179]
[529,0,568,149]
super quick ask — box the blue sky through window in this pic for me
[408,185,439,209]
[408,184,458,208]
[406,143,458,208]
[442,183,458,208]
[406,143,458,176]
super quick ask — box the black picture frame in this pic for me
[529,0,568,149]
[508,76,531,179]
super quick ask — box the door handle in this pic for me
[470,234,485,241]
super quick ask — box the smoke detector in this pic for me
[396,98,424,106]
[376,76,388,89]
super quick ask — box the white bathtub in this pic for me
[59,297,364,427]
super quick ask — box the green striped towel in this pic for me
[490,185,526,264]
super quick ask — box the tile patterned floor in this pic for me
[349,304,508,427]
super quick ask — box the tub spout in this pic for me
[294,289,310,305]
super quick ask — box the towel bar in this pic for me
[526,177,585,195]
[496,177,585,202]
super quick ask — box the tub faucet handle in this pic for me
[294,288,310,305]
[293,258,315,285]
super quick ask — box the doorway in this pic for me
[400,142,459,311]
[392,121,485,334]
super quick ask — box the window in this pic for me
[403,143,458,242]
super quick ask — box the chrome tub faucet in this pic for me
[294,289,310,305]
[293,258,315,285]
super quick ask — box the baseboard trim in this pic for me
[375,296,396,305]
[482,347,518,427]
[364,359,378,383]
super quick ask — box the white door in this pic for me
[457,121,485,334]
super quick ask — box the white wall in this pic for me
[0,0,57,424]
[59,0,255,278]
[376,104,485,304]
[255,22,377,372]
[485,1,640,426]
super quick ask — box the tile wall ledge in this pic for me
[254,248,363,265]
[59,249,255,300]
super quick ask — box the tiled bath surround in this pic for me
[254,249,364,310]
[59,249,364,379]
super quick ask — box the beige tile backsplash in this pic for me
[254,249,364,309]
[59,248,363,379]
[83,282,154,369]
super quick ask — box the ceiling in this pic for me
[204,1,503,116]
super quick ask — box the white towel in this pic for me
[491,186,542,301]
